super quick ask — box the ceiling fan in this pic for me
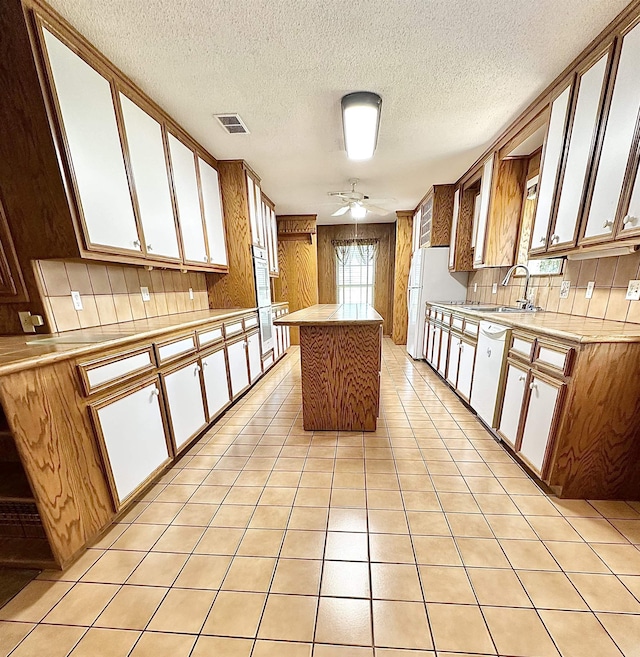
[328,179,391,218]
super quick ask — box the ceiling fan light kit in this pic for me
[341,92,382,161]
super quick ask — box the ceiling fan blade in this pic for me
[331,206,350,217]
[364,204,390,216]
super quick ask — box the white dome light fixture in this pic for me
[350,203,367,220]
[341,92,382,161]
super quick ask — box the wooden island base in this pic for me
[275,304,383,431]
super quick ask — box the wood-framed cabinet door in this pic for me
[517,374,565,476]
[497,361,529,449]
[247,330,262,383]
[161,357,207,453]
[446,334,462,387]
[201,345,231,422]
[457,337,476,401]
[167,133,208,266]
[198,157,228,268]
[429,325,441,369]
[117,91,181,261]
[91,376,171,507]
[227,336,250,399]
[473,154,496,267]
[40,25,142,255]
[437,327,449,377]
[551,46,612,251]
[529,84,573,255]
[623,162,640,234]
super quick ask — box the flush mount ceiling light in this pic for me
[350,203,367,219]
[341,92,382,160]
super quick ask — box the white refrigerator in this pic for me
[406,247,468,359]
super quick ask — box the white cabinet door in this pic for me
[202,348,230,421]
[270,207,279,274]
[457,340,476,401]
[163,360,207,451]
[119,93,180,259]
[519,376,563,474]
[625,167,640,232]
[42,29,140,253]
[422,320,431,359]
[198,158,228,267]
[284,326,290,350]
[446,335,461,387]
[437,328,449,377]
[94,380,169,503]
[247,331,262,383]
[429,325,441,368]
[531,86,572,252]
[553,53,609,245]
[449,189,460,268]
[227,339,249,398]
[168,134,207,264]
[473,155,495,266]
[593,23,640,238]
[498,364,528,448]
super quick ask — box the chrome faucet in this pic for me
[501,264,534,310]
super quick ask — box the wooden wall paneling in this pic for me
[392,211,413,344]
[548,341,640,499]
[273,216,318,345]
[452,187,476,271]
[431,185,455,246]
[316,223,395,335]
[0,359,114,567]
[208,161,257,309]
[484,158,529,266]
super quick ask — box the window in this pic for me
[334,239,378,305]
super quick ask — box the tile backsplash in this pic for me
[36,260,209,332]
[466,251,640,324]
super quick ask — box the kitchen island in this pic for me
[275,304,383,431]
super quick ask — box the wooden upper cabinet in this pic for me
[418,185,454,248]
[584,19,640,243]
[472,154,495,267]
[198,157,228,267]
[41,26,141,255]
[118,92,181,261]
[530,85,572,255]
[167,134,208,265]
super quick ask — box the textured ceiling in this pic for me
[45,0,629,224]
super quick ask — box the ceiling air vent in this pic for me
[214,113,249,134]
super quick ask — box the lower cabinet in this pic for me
[446,334,462,387]
[92,378,170,505]
[429,325,441,369]
[437,328,449,377]
[457,337,476,401]
[201,346,231,421]
[227,337,250,398]
[497,362,529,448]
[247,330,262,383]
[162,358,207,452]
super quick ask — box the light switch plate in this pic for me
[71,290,83,310]
[560,281,571,299]
[585,281,595,299]
[140,286,151,302]
[626,280,640,301]
[189,288,194,300]
[491,283,498,294]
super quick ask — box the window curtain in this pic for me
[332,238,379,266]
[333,238,379,305]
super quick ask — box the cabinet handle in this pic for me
[551,234,560,244]
[151,387,160,397]
[194,365,201,374]
[460,343,464,352]
[203,255,209,262]
[133,239,141,248]
[518,375,526,382]
[202,361,209,367]
[147,244,153,251]
[487,347,492,357]
[602,220,613,229]
[539,236,546,243]
[623,215,638,226]
[529,382,537,391]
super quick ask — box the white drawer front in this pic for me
[199,326,223,347]
[158,336,195,362]
[225,321,244,337]
[244,316,258,329]
[537,347,567,370]
[512,337,533,358]
[451,316,464,330]
[87,351,152,389]
[464,322,479,337]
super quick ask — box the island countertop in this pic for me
[274,303,383,326]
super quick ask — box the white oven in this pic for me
[253,246,273,354]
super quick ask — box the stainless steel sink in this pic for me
[460,305,540,314]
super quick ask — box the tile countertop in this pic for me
[0,308,255,376]
[431,302,640,344]
[274,303,384,326]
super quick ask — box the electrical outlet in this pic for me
[585,281,595,299]
[71,290,83,310]
[559,281,571,299]
[491,283,498,295]
[189,288,194,300]
[626,280,640,301]
[473,283,478,293]
[140,286,151,302]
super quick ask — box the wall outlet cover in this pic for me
[491,283,498,294]
[189,288,194,300]
[585,281,595,299]
[140,286,151,302]
[559,281,571,299]
[71,290,83,311]
[626,280,640,301]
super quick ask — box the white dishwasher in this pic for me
[470,321,510,428]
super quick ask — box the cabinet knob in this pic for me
[202,361,209,367]
[459,343,464,352]
[551,234,560,244]
[133,239,141,248]
[623,215,638,226]
[529,382,537,391]
[602,220,613,229]
[151,387,160,397]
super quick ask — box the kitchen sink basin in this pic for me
[460,305,540,313]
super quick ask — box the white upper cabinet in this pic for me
[449,189,460,269]
[42,28,140,253]
[198,157,228,267]
[118,93,180,260]
[473,155,495,266]
[167,134,207,264]
[530,86,572,253]
[588,22,640,239]
[551,52,609,248]
[626,166,640,232]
